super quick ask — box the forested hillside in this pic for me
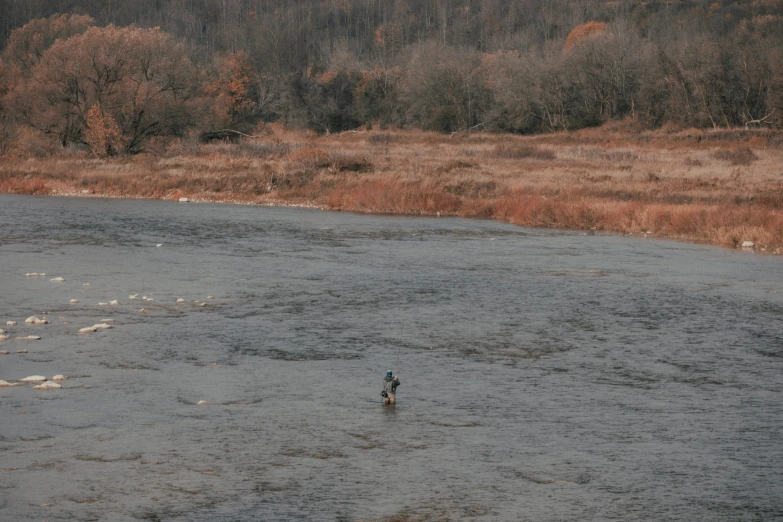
[1,0,782,154]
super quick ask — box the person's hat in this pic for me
[387,370,393,376]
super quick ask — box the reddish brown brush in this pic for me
[1,125,782,253]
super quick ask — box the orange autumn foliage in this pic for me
[206,51,260,127]
[85,104,125,157]
[564,22,609,50]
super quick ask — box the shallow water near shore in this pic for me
[0,194,781,521]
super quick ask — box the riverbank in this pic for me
[2,124,782,253]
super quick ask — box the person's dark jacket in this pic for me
[382,375,400,395]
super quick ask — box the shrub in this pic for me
[368,133,394,145]
[331,154,373,172]
[493,143,555,160]
[85,104,125,157]
[236,141,291,158]
[285,146,331,170]
[713,147,758,166]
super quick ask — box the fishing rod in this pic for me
[396,296,406,375]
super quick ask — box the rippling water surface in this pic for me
[0,195,781,521]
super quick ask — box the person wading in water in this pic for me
[381,370,400,405]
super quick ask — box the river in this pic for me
[0,195,781,521]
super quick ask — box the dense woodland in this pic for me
[1,0,782,155]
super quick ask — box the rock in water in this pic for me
[197,400,209,405]
[20,375,47,382]
[100,319,115,323]
[6,321,16,326]
[25,316,50,325]
[52,375,67,381]
[179,197,189,202]
[109,300,119,305]
[15,336,40,341]
[176,298,185,303]
[34,381,61,390]
[156,243,163,247]
[80,323,113,333]
[50,277,64,282]
[70,299,79,304]
[742,241,755,249]
[0,350,9,354]
[0,380,13,387]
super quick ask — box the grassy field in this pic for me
[2,123,782,253]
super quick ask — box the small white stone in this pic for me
[20,375,47,382]
[40,273,46,276]
[0,380,12,387]
[109,300,119,305]
[100,319,115,323]
[176,298,185,303]
[16,349,27,353]
[0,350,9,354]
[98,302,108,306]
[81,189,90,194]
[34,381,61,390]
[52,375,67,381]
[199,302,207,307]
[79,326,97,334]
[15,336,40,341]
[156,243,163,247]
[129,295,137,300]
[0,329,4,334]
[741,241,754,248]
[179,197,189,202]
[207,296,214,300]
[7,321,17,326]
[196,400,209,405]
[25,316,38,324]
[83,283,91,286]
[146,298,154,301]
[138,308,146,313]
[50,277,64,283]
[92,323,112,330]
[70,299,79,304]
[142,296,148,300]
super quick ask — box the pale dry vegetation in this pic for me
[2,124,781,252]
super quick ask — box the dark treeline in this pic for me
[1,0,782,154]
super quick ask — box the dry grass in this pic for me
[2,125,782,253]
[712,147,759,166]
